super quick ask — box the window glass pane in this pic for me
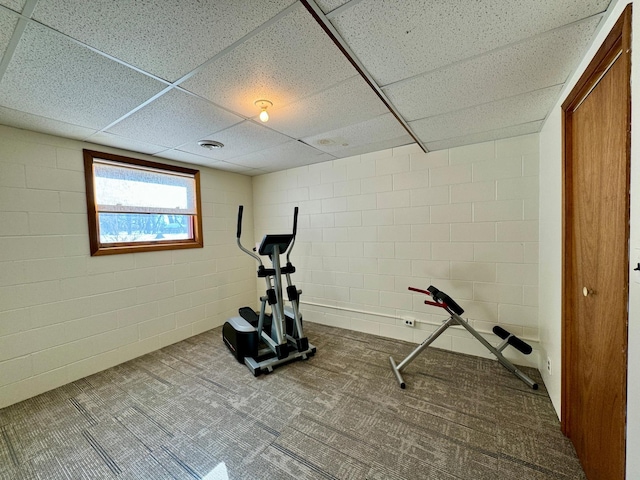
[98,213,192,243]
[83,149,203,256]
[94,162,196,214]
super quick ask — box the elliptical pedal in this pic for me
[238,306,260,326]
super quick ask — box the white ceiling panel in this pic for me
[31,0,296,82]
[410,85,563,143]
[328,134,413,158]
[0,1,617,174]
[265,75,389,139]
[0,8,18,63]
[0,105,97,140]
[329,0,610,85]
[425,121,544,152]
[385,16,602,122]
[85,132,167,156]
[215,162,270,177]
[156,149,227,170]
[0,0,26,13]
[181,4,357,118]
[217,163,267,175]
[229,140,334,171]
[160,150,266,175]
[303,113,407,153]
[106,89,243,149]
[179,120,292,161]
[315,0,353,14]
[0,22,166,130]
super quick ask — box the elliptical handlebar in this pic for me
[236,205,262,264]
[235,205,300,266]
[286,207,298,264]
[237,205,244,239]
[292,206,298,235]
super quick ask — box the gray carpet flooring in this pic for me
[0,323,586,479]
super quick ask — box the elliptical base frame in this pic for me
[244,343,317,376]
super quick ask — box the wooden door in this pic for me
[562,7,630,480]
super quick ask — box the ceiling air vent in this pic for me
[198,140,224,150]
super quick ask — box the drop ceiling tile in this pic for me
[179,120,292,161]
[85,131,167,155]
[0,105,97,139]
[315,0,353,14]
[214,162,265,175]
[265,75,389,139]
[410,85,562,143]
[0,22,166,130]
[159,150,256,174]
[156,149,226,170]
[0,0,26,13]
[425,121,544,152]
[223,151,268,170]
[329,0,611,85]
[242,169,270,176]
[181,4,357,117]
[328,134,414,158]
[302,113,407,153]
[229,140,334,170]
[105,89,243,149]
[385,17,602,121]
[32,0,295,82]
[0,9,18,63]
[276,153,336,169]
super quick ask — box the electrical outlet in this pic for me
[404,318,415,327]
[546,357,552,375]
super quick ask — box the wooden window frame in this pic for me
[83,149,204,256]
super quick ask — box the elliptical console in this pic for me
[222,205,316,375]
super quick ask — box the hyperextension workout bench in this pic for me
[389,285,538,390]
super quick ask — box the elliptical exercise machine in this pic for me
[389,285,538,390]
[222,205,316,376]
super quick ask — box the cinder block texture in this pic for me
[0,125,254,408]
[252,134,539,363]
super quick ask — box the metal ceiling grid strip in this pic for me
[247,73,360,115]
[88,85,175,140]
[88,2,301,140]
[410,85,562,144]
[299,0,428,153]
[324,0,365,19]
[413,82,565,126]
[0,0,38,83]
[380,12,608,91]
[170,2,301,89]
[425,120,544,149]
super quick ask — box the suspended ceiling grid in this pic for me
[0,0,612,175]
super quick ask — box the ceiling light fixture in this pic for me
[255,99,272,123]
[198,140,224,150]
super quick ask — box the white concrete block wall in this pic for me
[252,134,540,367]
[0,125,255,408]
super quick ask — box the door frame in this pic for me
[561,2,631,446]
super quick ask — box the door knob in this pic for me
[582,287,594,297]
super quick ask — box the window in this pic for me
[83,149,203,256]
